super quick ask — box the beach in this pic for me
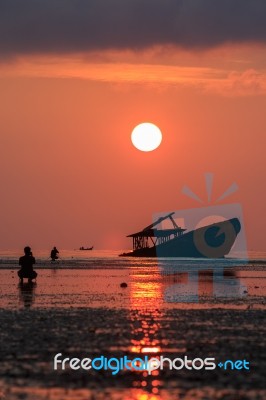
[0,252,265,399]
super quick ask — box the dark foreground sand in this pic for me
[0,308,265,400]
[0,266,265,399]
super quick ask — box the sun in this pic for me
[131,123,162,152]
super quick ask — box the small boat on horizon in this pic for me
[79,246,94,251]
[119,212,241,258]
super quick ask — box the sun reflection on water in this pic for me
[129,270,164,397]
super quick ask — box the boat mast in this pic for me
[128,212,185,251]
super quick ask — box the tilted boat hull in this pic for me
[120,218,241,258]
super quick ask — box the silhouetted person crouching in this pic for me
[18,246,37,283]
[50,246,59,261]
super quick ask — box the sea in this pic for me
[0,249,265,270]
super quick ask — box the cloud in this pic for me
[0,0,266,58]
[207,69,266,96]
[1,55,266,97]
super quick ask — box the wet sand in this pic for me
[0,266,265,309]
[0,264,265,399]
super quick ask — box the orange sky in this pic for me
[0,44,265,250]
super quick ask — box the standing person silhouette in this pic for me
[50,246,59,261]
[18,246,37,283]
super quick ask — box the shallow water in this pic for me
[0,252,265,400]
[0,266,265,310]
[0,248,265,268]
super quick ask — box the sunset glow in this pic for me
[0,2,265,251]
